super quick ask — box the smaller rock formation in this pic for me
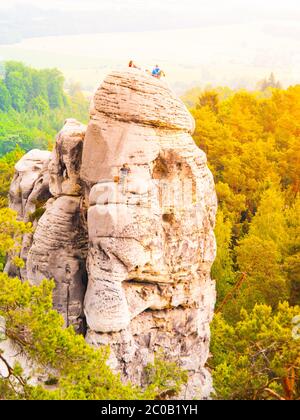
[9,149,51,220]
[8,120,89,333]
[48,118,86,197]
[5,149,51,278]
[26,119,88,333]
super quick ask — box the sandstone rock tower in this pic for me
[7,69,217,399]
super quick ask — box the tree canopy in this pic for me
[0,61,89,156]
[190,83,300,399]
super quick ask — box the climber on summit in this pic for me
[152,64,160,77]
[128,60,140,69]
[128,61,165,79]
[152,64,165,79]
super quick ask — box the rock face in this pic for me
[8,69,217,399]
[5,149,52,278]
[27,119,88,333]
[9,120,88,333]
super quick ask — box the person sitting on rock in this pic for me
[152,64,161,77]
[152,65,165,79]
[128,60,140,69]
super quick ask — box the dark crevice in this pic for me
[93,110,191,133]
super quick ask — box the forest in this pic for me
[0,61,89,155]
[187,81,300,400]
[0,62,299,400]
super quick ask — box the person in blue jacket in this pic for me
[152,64,161,78]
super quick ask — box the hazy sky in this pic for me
[0,0,299,91]
[1,1,300,44]
[1,0,300,25]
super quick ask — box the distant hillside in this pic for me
[0,61,89,156]
[0,3,206,45]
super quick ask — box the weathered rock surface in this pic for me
[5,149,52,278]
[8,69,217,398]
[9,149,52,220]
[8,120,88,333]
[49,118,86,197]
[27,119,88,333]
[26,195,88,332]
[81,69,217,399]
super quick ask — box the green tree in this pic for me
[212,211,236,304]
[29,96,50,115]
[4,62,67,112]
[0,274,187,400]
[230,187,290,318]
[187,80,300,400]
[0,274,142,400]
[236,236,288,311]
[0,80,12,111]
[284,196,300,305]
[211,303,300,400]
[44,69,66,109]
[197,90,220,113]
[5,70,28,112]
[0,62,89,159]
[0,207,31,271]
[0,146,24,208]
[257,73,282,91]
[247,187,288,251]
[31,69,48,102]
